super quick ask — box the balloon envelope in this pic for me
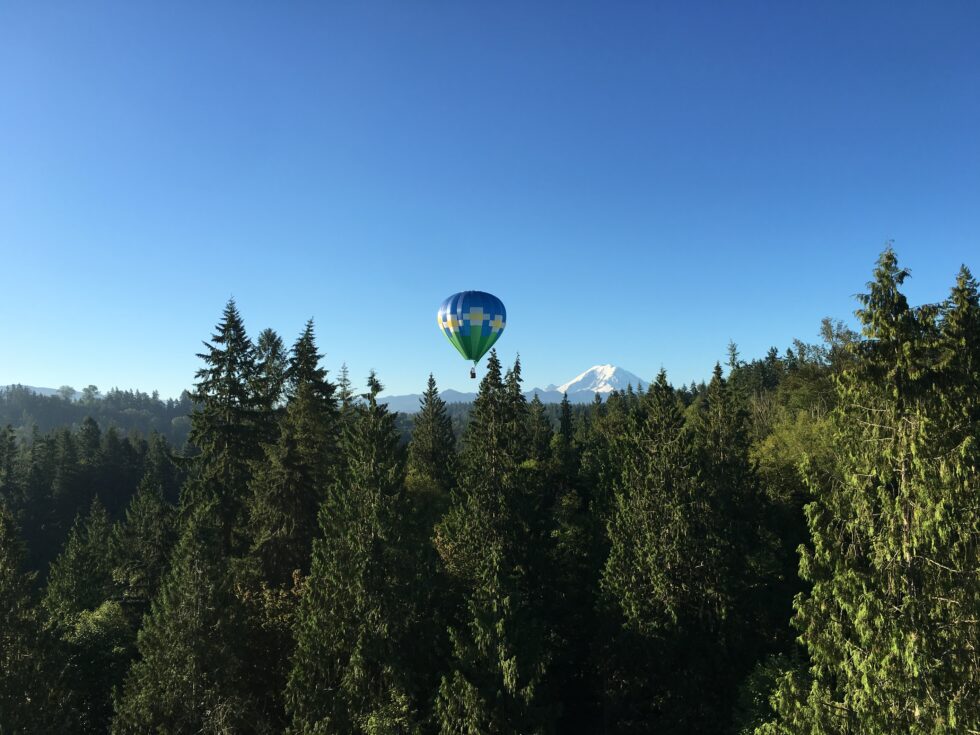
[437,291,506,364]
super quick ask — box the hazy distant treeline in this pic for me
[0,384,195,447]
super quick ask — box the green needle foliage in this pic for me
[435,352,556,734]
[41,498,132,734]
[288,373,430,734]
[760,250,980,734]
[0,503,73,733]
[112,501,253,734]
[110,477,177,622]
[186,299,268,549]
[407,374,457,499]
[249,319,339,588]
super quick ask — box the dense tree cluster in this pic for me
[0,252,977,734]
[0,385,195,447]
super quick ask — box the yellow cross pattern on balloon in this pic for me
[440,314,461,332]
[463,307,485,325]
[489,315,505,332]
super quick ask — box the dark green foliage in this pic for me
[42,498,115,624]
[407,374,457,497]
[604,370,690,638]
[186,299,267,549]
[436,353,557,734]
[0,385,195,447]
[112,501,256,733]
[42,498,129,734]
[526,395,553,464]
[4,422,171,579]
[249,320,339,587]
[110,477,177,622]
[254,327,289,415]
[0,503,73,733]
[288,373,433,733]
[597,364,783,732]
[241,321,341,731]
[547,392,605,732]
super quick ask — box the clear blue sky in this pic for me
[2,1,978,399]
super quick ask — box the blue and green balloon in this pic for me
[437,291,506,367]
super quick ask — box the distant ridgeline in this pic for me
[0,384,195,447]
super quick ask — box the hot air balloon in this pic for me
[437,291,506,378]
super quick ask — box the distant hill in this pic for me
[380,365,649,413]
[0,384,194,445]
[3,384,67,398]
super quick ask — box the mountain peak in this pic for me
[554,364,647,395]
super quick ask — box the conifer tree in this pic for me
[554,394,576,482]
[682,363,772,731]
[255,328,289,408]
[42,497,115,626]
[248,319,338,586]
[402,373,460,719]
[503,355,532,461]
[142,431,181,505]
[760,251,980,734]
[76,416,102,468]
[0,425,17,508]
[436,352,556,733]
[110,477,177,622]
[547,393,605,731]
[112,501,255,733]
[0,502,73,733]
[526,394,553,465]
[97,426,142,517]
[18,431,57,571]
[600,370,696,729]
[407,374,456,497]
[50,428,86,548]
[42,498,128,734]
[240,322,341,731]
[336,362,356,415]
[288,373,431,733]
[186,299,265,547]
[604,370,689,629]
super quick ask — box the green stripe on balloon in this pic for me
[442,329,469,360]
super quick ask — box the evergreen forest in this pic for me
[1,249,978,734]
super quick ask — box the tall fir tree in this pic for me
[0,502,74,733]
[240,321,341,731]
[526,394,553,465]
[547,392,605,732]
[407,374,457,498]
[248,319,339,587]
[0,425,17,509]
[253,327,289,443]
[435,352,556,734]
[112,501,256,733]
[683,363,773,732]
[601,370,692,729]
[110,476,177,624]
[42,497,115,626]
[186,299,265,548]
[288,373,433,733]
[760,251,980,734]
[42,498,129,734]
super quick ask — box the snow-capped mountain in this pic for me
[551,364,648,396]
[380,365,649,412]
